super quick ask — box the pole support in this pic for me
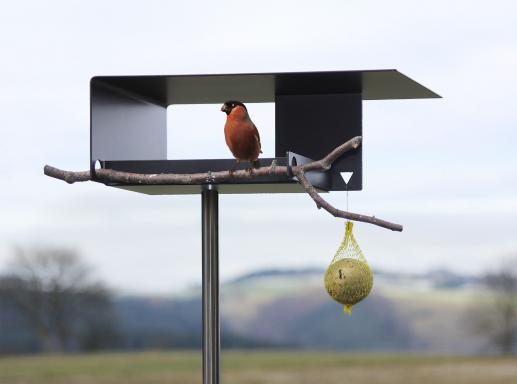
[202,185,220,384]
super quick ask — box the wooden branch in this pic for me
[43,168,92,184]
[43,136,403,231]
[295,171,403,232]
[296,136,362,172]
[44,164,289,185]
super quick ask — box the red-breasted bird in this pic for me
[221,100,262,169]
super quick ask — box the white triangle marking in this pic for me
[340,172,353,184]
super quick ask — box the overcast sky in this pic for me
[0,1,516,294]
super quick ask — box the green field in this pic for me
[0,351,516,384]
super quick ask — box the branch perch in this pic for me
[43,136,403,231]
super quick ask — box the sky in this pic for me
[0,1,516,294]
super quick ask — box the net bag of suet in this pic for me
[324,221,373,315]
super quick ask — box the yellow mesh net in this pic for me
[324,221,373,315]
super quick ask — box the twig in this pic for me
[295,171,403,231]
[43,136,403,231]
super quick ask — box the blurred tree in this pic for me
[465,258,517,355]
[0,247,118,353]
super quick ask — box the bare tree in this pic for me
[465,258,517,355]
[0,247,117,352]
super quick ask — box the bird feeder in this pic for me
[50,70,439,384]
[91,70,438,194]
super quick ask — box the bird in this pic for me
[221,100,262,171]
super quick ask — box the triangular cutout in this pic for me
[340,172,353,184]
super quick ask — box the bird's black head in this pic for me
[221,100,246,115]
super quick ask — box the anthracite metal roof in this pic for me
[92,69,440,106]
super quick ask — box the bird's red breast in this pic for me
[224,105,262,162]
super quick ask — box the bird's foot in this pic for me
[228,159,240,177]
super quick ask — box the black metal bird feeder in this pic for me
[84,70,439,384]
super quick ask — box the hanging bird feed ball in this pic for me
[324,221,373,315]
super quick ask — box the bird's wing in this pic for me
[251,122,262,153]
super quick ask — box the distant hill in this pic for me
[0,267,488,354]
[228,267,480,289]
[113,296,276,350]
[109,267,484,353]
[218,267,485,353]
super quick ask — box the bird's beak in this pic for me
[221,105,228,113]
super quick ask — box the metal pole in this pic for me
[202,185,220,384]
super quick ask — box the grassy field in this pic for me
[0,351,516,384]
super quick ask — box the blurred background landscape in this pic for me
[0,251,512,355]
[1,0,516,383]
[0,247,516,384]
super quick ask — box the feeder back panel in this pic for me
[275,93,362,191]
